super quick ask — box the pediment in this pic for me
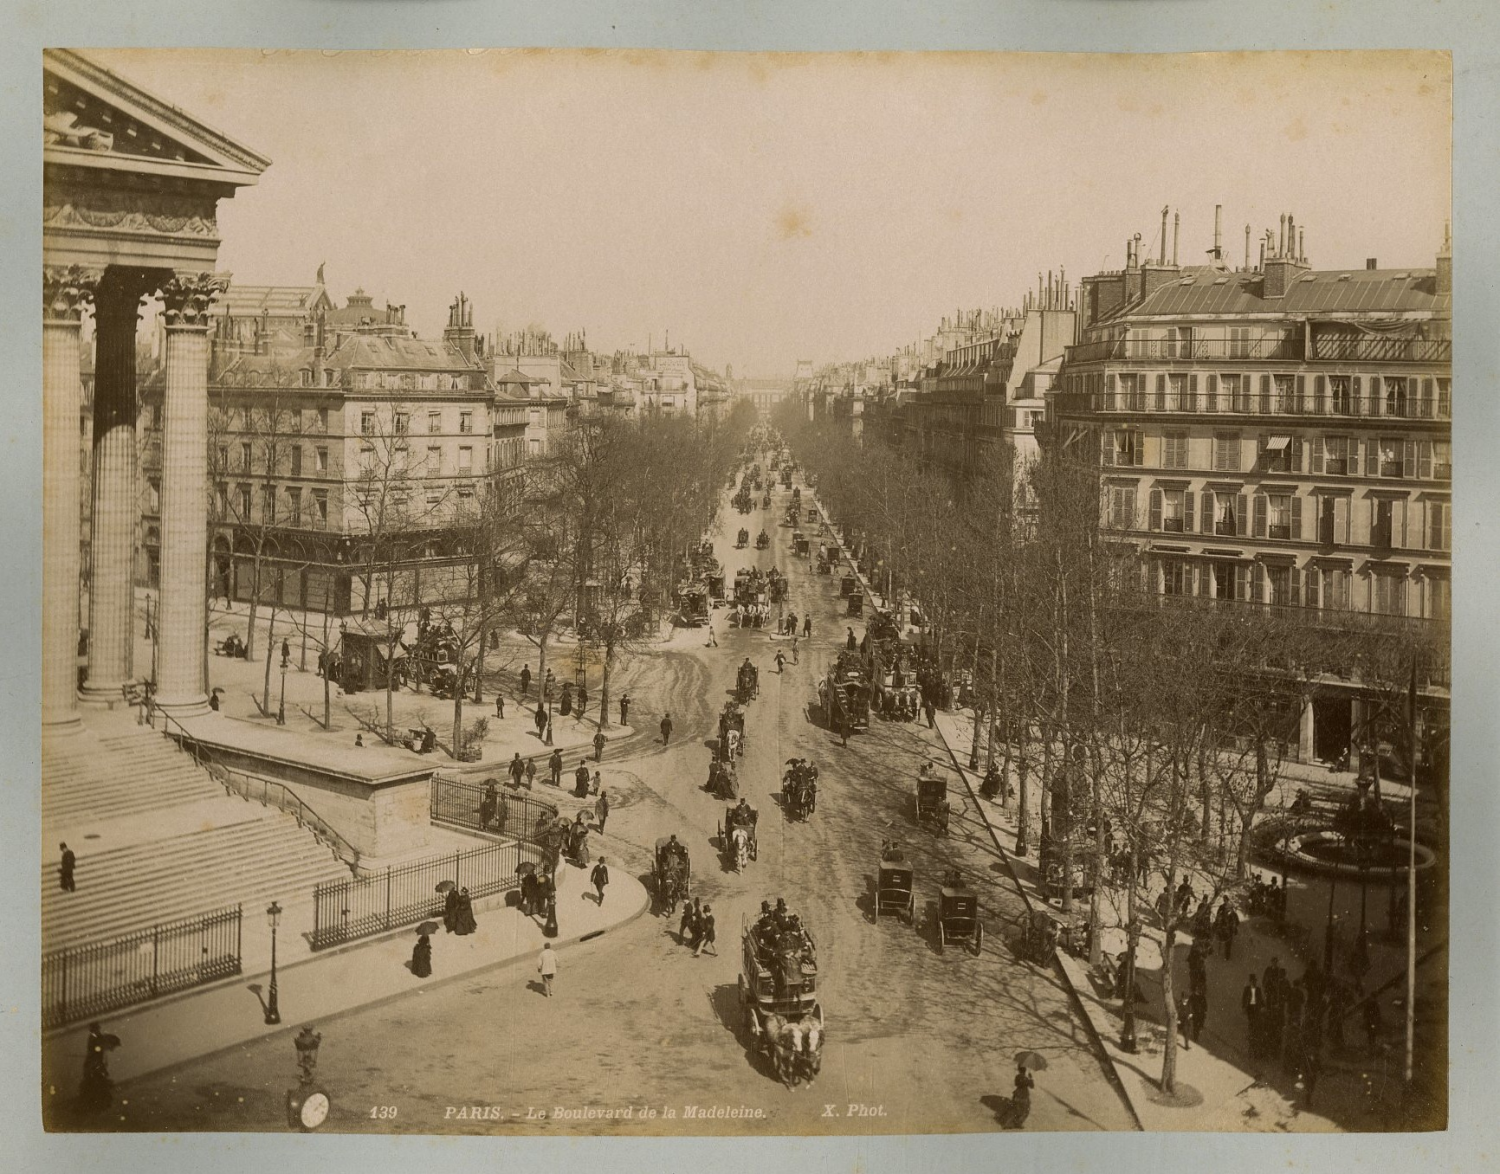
[43,49,268,189]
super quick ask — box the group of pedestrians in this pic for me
[1242,956,1370,1105]
[678,897,718,957]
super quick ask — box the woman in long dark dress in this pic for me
[443,886,460,933]
[411,933,433,977]
[1003,1064,1034,1129]
[453,888,478,936]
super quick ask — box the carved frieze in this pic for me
[43,189,219,240]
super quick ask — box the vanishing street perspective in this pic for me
[39,48,1449,1135]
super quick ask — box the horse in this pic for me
[731,825,751,871]
[797,1021,824,1085]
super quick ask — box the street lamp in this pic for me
[1119,915,1142,1052]
[265,901,283,1024]
[277,650,288,726]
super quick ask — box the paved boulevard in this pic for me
[105,482,1135,1135]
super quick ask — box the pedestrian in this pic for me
[590,857,609,905]
[619,692,631,725]
[1189,986,1208,1042]
[680,898,699,947]
[1002,1063,1034,1129]
[59,842,76,892]
[560,682,573,717]
[840,714,850,747]
[1217,901,1240,961]
[694,904,718,956]
[78,1023,116,1113]
[411,932,432,978]
[520,663,532,698]
[791,632,799,662]
[544,668,555,701]
[524,758,537,789]
[1187,938,1208,994]
[661,713,673,745]
[534,703,547,739]
[593,728,606,762]
[577,684,588,720]
[1177,989,1194,1050]
[574,760,591,798]
[538,942,558,996]
[549,748,564,787]
[509,752,525,788]
[1242,973,1265,1061]
[443,885,461,933]
[281,637,290,666]
[453,887,477,935]
[208,690,220,712]
[1175,877,1194,918]
[707,618,717,647]
[803,615,811,639]
[923,697,936,730]
[846,627,856,652]
[355,733,364,748]
[595,788,610,833]
[775,649,785,674]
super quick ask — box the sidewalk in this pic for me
[42,854,648,1100]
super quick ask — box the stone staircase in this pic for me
[42,715,353,952]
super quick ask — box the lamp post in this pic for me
[265,901,283,1024]
[1119,914,1142,1052]
[277,648,288,726]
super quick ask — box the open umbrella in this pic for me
[415,921,440,936]
[1014,1050,1048,1071]
[435,879,457,893]
[516,861,537,877]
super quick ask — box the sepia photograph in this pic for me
[33,41,1460,1145]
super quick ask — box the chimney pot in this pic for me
[1366,258,1378,270]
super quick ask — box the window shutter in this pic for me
[1351,376,1363,416]
[1148,489,1163,531]
[1403,439,1417,479]
[1315,375,1326,413]
[1349,439,1361,477]
[1418,441,1432,480]
[1253,494,1268,537]
[1334,496,1349,544]
[1253,563,1266,603]
[1290,568,1302,606]
[1101,432,1113,467]
[1291,495,1302,540]
[1236,564,1251,601]
[1190,563,1200,596]
[1186,374,1197,412]
[1305,567,1320,608]
[1133,432,1144,467]
[1310,437,1324,475]
[1206,374,1218,411]
[1237,493,1249,537]
[1291,436,1303,473]
[1257,434,1268,469]
[1259,375,1272,413]
[1429,502,1445,551]
[1184,490,1195,533]
[1370,376,1382,412]
[1295,375,1305,412]
[1201,491,1214,534]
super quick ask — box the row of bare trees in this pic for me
[773,400,1446,1095]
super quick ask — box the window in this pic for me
[1165,374,1187,412]
[1266,492,1296,540]
[1211,491,1243,536]
[262,485,277,524]
[291,445,302,476]
[312,489,328,529]
[529,437,541,457]
[1154,373,1167,411]
[1320,567,1351,611]
[1329,376,1352,415]
[1228,327,1252,359]
[426,483,443,505]
[1431,440,1451,481]
[1274,375,1295,414]
[1426,576,1450,621]
[1161,433,1189,469]
[1371,569,1407,616]
[458,446,473,472]
[529,408,542,428]
[1203,373,1218,412]
[1377,437,1405,478]
[1268,565,1294,606]
[240,441,252,471]
[1107,485,1137,530]
[1428,501,1450,551]
[216,443,228,472]
[459,411,473,435]
[1259,434,1297,473]
[1211,559,1238,600]
[1437,378,1451,417]
[1161,558,1189,596]
[1226,374,1251,412]
[1213,432,1240,472]
[215,482,228,517]
[1384,377,1408,418]
[428,410,442,434]
[318,407,329,431]
[360,443,375,473]
[315,446,328,474]
[1317,495,1338,545]
[146,478,160,515]
[1315,435,1353,476]
[1372,499,1395,550]
[237,484,251,519]
[1111,429,1142,467]
[289,487,302,526]
[427,446,442,475]
[361,410,375,435]
[395,411,409,434]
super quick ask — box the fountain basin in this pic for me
[1279,830,1437,880]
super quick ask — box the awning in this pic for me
[1265,436,1292,451]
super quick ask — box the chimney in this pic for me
[1264,222,1311,298]
[1172,210,1180,266]
[1288,214,1296,259]
[1279,213,1287,257]
[1244,224,1251,271]
[1210,204,1223,266]
[1436,220,1452,295]
[1159,206,1169,264]
[1366,258,1378,270]
[1298,227,1305,263]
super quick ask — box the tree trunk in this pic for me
[1160,919,1180,1093]
[261,611,276,714]
[1198,737,1214,842]
[452,680,464,761]
[474,617,487,705]
[322,609,332,730]
[246,564,260,660]
[599,642,613,730]
[1016,725,1031,855]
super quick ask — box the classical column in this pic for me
[42,267,100,729]
[80,277,145,703]
[154,272,227,716]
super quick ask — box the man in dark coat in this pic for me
[535,704,548,738]
[694,905,717,957]
[509,752,526,788]
[520,663,532,697]
[1242,974,1265,1061]
[59,842,76,892]
[549,748,564,787]
[1189,986,1209,1042]
[680,898,699,947]
[595,789,610,833]
[619,693,631,725]
[660,713,673,745]
[846,627,857,652]
[590,857,609,905]
[593,729,606,762]
[1216,901,1240,961]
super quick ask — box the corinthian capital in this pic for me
[160,271,231,327]
[43,265,102,321]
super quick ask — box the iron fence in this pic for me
[42,905,242,1029]
[430,774,559,846]
[311,840,539,950]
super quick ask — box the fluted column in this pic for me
[42,267,100,728]
[80,279,146,702]
[155,272,227,716]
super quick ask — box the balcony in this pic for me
[1066,334,1305,365]
[1051,391,1451,423]
[1309,335,1451,364]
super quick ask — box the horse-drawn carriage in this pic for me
[735,659,759,704]
[707,756,739,799]
[736,527,750,548]
[762,492,773,510]
[847,591,864,617]
[916,763,951,834]
[936,869,983,954]
[706,571,726,602]
[819,651,871,733]
[675,583,710,627]
[781,757,818,821]
[651,836,691,915]
[767,571,787,604]
[840,574,857,597]
[875,841,915,924]
[792,531,810,557]
[784,504,800,526]
[718,701,747,759]
[718,800,759,870]
[755,529,770,549]
[739,910,822,1088]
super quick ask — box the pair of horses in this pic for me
[758,1010,824,1089]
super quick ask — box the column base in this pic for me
[154,693,211,719]
[79,681,134,709]
[42,710,84,734]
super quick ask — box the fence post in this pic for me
[236,904,243,975]
[59,952,67,1027]
[152,924,161,997]
[385,867,393,931]
[455,849,462,892]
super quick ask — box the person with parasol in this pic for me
[1002,1052,1045,1129]
[441,879,461,933]
[410,923,435,978]
[453,887,478,936]
[78,1023,121,1112]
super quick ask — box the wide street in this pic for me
[100,477,1134,1135]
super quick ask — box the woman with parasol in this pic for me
[1001,1052,1045,1129]
[440,880,461,933]
[410,925,435,978]
[78,1023,120,1112]
[453,887,478,936]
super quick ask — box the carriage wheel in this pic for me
[938,922,946,953]
[972,921,985,956]
[906,894,915,926]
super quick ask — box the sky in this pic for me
[92,48,1451,379]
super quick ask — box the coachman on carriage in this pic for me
[736,527,750,548]
[916,762,951,834]
[875,840,916,924]
[755,529,770,549]
[781,757,818,821]
[651,836,691,916]
[739,903,822,1088]
[936,868,984,954]
[735,659,759,704]
[718,799,759,871]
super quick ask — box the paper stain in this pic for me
[776,205,813,241]
[1284,116,1308,142]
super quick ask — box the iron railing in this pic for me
[155,709,361,872]
[430,774,559,846]
[1051,391,1451,423]
[42,904,242,1029]
[310,840,538,950]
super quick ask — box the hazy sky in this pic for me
[92,49,1451,378]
